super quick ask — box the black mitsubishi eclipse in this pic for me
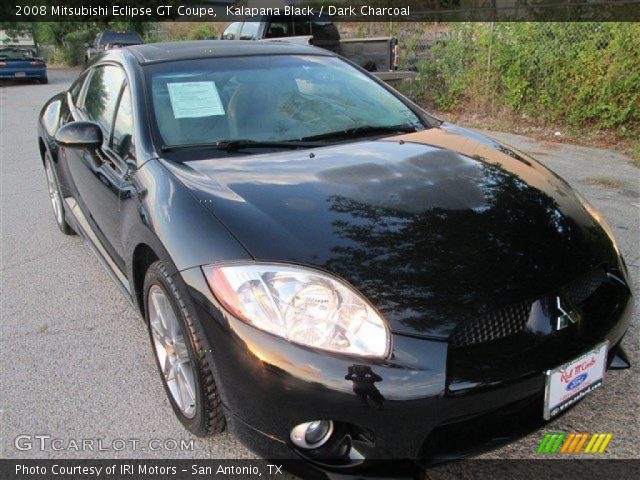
[38,41,632,473]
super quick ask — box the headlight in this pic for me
[202,263,390,358]
[575,191,620,256]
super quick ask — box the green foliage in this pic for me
[187,23,219,40]
[412,22,640,131]
[157,22,219,42]
[31,21,152,66]
[0,22,38,46]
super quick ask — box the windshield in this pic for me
[145,55,424,149]
[0,48,37,59]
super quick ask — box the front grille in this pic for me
[449,301,530,348]
[563,266,608,306]
[449,266,608,348]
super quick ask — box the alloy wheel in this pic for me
[148,285,197,418]
[45,157,64,226]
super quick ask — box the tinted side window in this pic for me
[221,22,240,40]
[69,72,88,105]
[112,84,135,160]
[239,22,260,40]
[82,65,126,135]
[266,21,292,38]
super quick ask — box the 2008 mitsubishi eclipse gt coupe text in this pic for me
[37,41,632,474]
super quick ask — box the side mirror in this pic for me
[55,121,103,150]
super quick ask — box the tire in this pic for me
[44,153,75,235]
[143,260,226,436]
[40,76,48,84]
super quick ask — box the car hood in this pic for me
[164,124,618,339]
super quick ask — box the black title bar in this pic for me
[1,1,640,22]
[1,459,640,480]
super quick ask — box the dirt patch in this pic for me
[526,151,550,156]
[432,109,639,168]
[585,177,622,188]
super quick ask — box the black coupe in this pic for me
[37,41,632,474]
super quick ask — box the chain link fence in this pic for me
[340,22,639,134]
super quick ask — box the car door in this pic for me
[107,82,137,246]
[64,63,129,271]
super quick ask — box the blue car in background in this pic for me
[0,47,47,83]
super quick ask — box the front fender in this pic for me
[122,158,252,301]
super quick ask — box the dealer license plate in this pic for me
[544,341,608,420]
[15,72,26,77]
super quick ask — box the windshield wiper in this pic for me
[161,139,325,153]
[298,124,420,142]
[159,125,420,153]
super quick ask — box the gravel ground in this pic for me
[1,69,638,470]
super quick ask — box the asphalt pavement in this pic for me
[1,69,638,467]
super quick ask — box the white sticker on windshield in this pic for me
[167,81,225,118]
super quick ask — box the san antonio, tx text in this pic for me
[16,463,283,476]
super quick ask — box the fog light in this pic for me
[290,420,333,449]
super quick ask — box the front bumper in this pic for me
[179,266,632,473]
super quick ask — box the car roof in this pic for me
[126,40,331,65]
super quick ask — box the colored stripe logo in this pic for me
[537,432,612,454]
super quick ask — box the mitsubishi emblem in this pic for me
[555,296,579,330]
